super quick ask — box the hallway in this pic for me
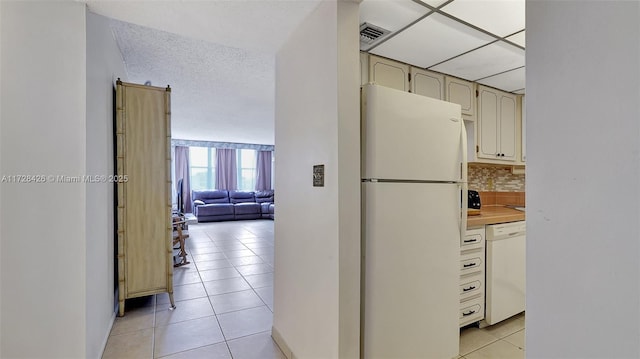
[103,219,283,358]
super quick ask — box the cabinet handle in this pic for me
[463,239,477,243]
[463,263,476,268]
[462,310,476,316]
[462,286,476,292]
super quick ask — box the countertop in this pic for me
[467,205,525,227]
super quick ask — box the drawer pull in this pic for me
[462,286,476,292]
[463,263,476,268]
[462,310,476,316]
[463,239,477,243]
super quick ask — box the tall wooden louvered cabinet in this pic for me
[116,79,175,316]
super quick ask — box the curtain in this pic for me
[216,148,237,190]
[255,151,272,191]
[174,146,192,213]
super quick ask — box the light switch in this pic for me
[313,165,324,187]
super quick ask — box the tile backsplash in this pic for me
[468,164,525,192]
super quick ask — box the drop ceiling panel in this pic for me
[430,41,524,81]
[506,31,525,47]
[476,67,525,93]
[371,13,494,68]
[360,0,431,33]
[440,0,525,37]
[418,0,450,8]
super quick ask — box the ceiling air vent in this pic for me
[360,23,390,50]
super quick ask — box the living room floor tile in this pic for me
[103,328,153,359]
[228,255,264,266]
[223,249,256,258]
[110,310,155,336]
[210,289,265,314]
[243,242,274,250]
[203,277,252,296]
[172,269,203,286]
[157,283,207,305]
[236,263,273,276]
[157,342,232,359]
[195,259,233,271]
[254,286,274,308]
[191,252,227,262]
[199,267,242,282]
[244,273,274,289]
[155,297,214,327]
[226,331,286,359]
[250,247,274,256]
[216,243,249,251]
[154,317,225,358]
[217,306,273,340]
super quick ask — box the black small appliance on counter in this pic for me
[468,190,481,209]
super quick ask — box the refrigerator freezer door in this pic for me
[362,181,460,358]
[362,84,463,182]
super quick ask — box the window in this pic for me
[188,146,270,191]
[189,147,215,190]
[237,149,256,191]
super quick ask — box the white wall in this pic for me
[335,2,360,357]
[273,1,360,358]
[0,2,88,358]
[527,2,640,357]
[86,10,127,359]
[0,1,3,352]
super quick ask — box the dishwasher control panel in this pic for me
[486,221,526,240]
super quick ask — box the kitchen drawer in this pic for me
[463,227,485,249]
[459,297,484,327]
[460,248,483,274]
[460,273,484,302]
[460,257,483,274]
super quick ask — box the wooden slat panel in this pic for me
[121,84,170,296]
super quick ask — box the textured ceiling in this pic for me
[111,20,276,145]
[86,0,321,145]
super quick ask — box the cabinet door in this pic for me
[499,94,517,161]
[477,86,517,163]
[369,55,410,92]
[446,77,475,118]
[478,87,499,160]
[410,67,445,100]
[360,52,369,86]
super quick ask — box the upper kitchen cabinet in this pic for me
[446,77,476,121]
[410,68,445,100]
[477,85,518,162]
[361,52,370,86]
[369,55,410,92]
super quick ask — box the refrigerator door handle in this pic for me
[460,120,468,239]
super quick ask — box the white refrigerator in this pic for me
[361,84,466,359]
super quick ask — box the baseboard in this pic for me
[272,326,294,359]
[98,311,116,358]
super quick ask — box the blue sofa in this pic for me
[192,190,274,222]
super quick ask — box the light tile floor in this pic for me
[104,219,525,359]
[459,313,526,359]
[103,219,285,359]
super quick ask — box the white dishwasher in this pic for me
[482,221,526,326]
